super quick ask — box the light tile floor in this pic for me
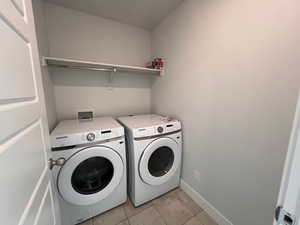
[80,188,218,225]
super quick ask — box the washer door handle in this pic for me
[49,157,66,170]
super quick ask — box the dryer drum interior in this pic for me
[148,146,175,177]
[71,157,114,195]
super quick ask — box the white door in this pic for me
[58,146,124,206]
[274,92,300,225]
[0,1,56,225]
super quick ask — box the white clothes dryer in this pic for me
[50,117,126,225]
[118,114,182,206]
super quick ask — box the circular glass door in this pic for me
[58,146,124,206]
[139,137,181,186]
[71,157,114,195]
[148,147,174,177]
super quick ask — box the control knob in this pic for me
[157,126,164,133]
[86,133,95,142]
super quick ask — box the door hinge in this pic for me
[49,157,65,170]
[275,206,296,225]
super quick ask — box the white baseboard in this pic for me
[180,179,234,225]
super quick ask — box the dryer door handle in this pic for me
[49,157,66,170]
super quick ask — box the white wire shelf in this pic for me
[43,57,163,76]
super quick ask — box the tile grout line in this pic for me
[82,188,204,225]
[151,204,168,225]
[123,203,132,225]
[152,189,198,225]
[119,204,129,225]
[178,188,206,223]
[123,201,134,225]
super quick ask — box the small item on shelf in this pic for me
[146,58,164,69]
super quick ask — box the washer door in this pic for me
[139,137,180,186]
[58,146,123,206]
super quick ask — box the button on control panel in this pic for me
[86,133,96,142]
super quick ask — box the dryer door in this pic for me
[57,146,124,205]
[139,137,181,186]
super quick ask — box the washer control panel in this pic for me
[157,126,164,133]
[51,127,124,148]
[81,129,122,144]
[50,117,125,148]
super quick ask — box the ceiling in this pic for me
[45,0,184,30]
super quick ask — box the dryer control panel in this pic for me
[133,121,181,138]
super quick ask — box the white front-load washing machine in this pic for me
[118,114,182,206]
[50,117,127,225]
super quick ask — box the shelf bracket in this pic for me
[108,67,117,87]
[41,57,47,66]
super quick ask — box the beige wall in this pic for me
[32,0,57,131]
[44,3,152,121]
[151,0,300,225]
[35,1,300,224]
[51,68,152,120]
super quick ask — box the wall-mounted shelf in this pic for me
[42,57,163,76]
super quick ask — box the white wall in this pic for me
[51,68,152,120]
[32,0,57,130]
[151,1,300,225]
[44,3,152,120]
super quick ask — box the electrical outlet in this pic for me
[193,170,201,182]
